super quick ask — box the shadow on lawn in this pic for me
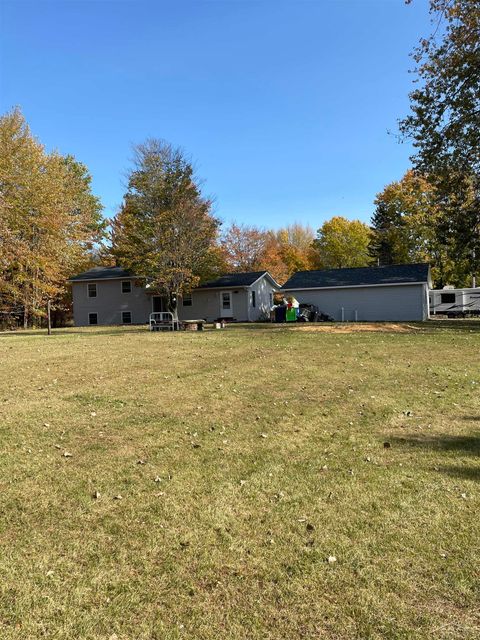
[391,432,480,482]
[424,319,480,333]
[0,326,149,338]
[390,432,480,456]
[433,465,480,482]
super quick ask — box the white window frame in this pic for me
[122,311,132,324]
[182,292,193,307]
[121,280,132,294]
[88,312,98,325]
[87,283,97,298]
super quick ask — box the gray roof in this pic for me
[282,263,430,290]
[69,266,136,281]
[197,271,278,289]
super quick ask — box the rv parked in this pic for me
[429,288,480,317]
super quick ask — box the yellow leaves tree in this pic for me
[312,216,372,269]
[0,108,104,327]
[371,170,471,286]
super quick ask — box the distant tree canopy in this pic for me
[110,139,220,315]
[0,108,104,327]
[220,222,315,284]
[400,0,480,282]
[371,170,470,286]
[311,216,372,269]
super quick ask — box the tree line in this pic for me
[0,0,478,326]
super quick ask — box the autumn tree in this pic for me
[220,223,268,272]
[0,108,103,328]
[312,216,372,269]
[400,0,480,283]
[371,170,468,286]
[220,221,315,284]
[110,139,219,320]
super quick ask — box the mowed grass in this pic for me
[0,323,479,640]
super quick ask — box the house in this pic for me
[69,267,280,326]
[69,267,151,326]
[281,263,431,322]
[429,287,480,316]
[181,271,280,322]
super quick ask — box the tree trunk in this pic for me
[168,291,179,330]
[47,299,52,335]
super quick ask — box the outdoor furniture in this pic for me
[149,312,178,331]
[182,319,206,331]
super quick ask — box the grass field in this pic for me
[0,322,479,639]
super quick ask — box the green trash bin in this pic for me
[286,307,297,322]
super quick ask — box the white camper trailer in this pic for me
[429,288,480,317]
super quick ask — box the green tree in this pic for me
[371,170,468,286]
[400,0,480,283]
[110,139,219,319]
[312,216,373,269]
[0,108,104,327]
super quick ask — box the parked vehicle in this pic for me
[429,288,480,317]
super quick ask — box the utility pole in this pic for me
[473,248,477,289]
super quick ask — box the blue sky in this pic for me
[0,0,431,230]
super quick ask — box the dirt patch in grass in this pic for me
[290,322,420,333]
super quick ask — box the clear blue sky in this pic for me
[0,0,431,230]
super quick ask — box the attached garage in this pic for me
[281,263,431,322]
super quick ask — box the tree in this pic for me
[0,108,104,328]
[370,170,468,285]
[110,139,219,320]
[400,0,480,283]
[220,223,268,272]
[276,223,316,276]
[220,222,316,284]
[312,216,373,269]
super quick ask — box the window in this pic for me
[122,311,132,324]
[441,293,456,304]
[269,293,273,307]
[87,283,97,298]
[222,292,231,309]
[182,292,192,307]
[88,312,98,325]
[121,280,132,294]
[251,290,256,308]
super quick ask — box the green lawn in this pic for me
[0,323,479,639]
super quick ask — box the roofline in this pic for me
[281,281,429,292]
[250,271,281,289]
[194,284,251,290]
[288,262,430,276]
[67,275,142,283]
[195,271,281,291]
[430,287,480,293]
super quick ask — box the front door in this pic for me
[220,291,232,317]
[153,296,166,313]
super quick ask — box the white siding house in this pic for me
[281,264,432,322]
[177,271,279,322]
[69,268,279,326]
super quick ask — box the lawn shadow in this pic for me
[0,326,150,338]
[432,465,480,482]
[389,432,480,457]
[391,432,480,482]
[424,319,480,333]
